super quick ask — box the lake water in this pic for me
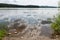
[0,8,58,24]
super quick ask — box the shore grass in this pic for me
[0,29,7,40]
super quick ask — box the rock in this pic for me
[41,20,52,24]
[21,36,24,39]
[56,35,59,38]
[8,33,11,35]
[14,32,17,34]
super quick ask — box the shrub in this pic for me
[51,14,60,35]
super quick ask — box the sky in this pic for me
[0,0,59,6]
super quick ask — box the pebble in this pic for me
[21,36,24,39]
[14,32,17,34]
[8,33,11,35]
[56,35,59,38]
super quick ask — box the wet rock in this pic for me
[41,20,52,24]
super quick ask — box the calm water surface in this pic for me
[0,8,58,24]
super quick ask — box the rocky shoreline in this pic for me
[1,18,58,40]
[3,24,58,40]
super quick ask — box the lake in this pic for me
[0,8,58,24]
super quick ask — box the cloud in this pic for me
[16,0,58,6]
[0,0,58,6]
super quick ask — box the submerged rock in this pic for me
[41,20,52,24]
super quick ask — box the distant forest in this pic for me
[0,3,58,8]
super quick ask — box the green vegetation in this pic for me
[0,22,8,40]
[51,14,60,37]
[0,30,7,40]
